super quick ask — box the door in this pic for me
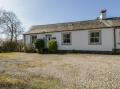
[45,35,52,48]
[31,35,37,44]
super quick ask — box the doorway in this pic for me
[45,35,52,48]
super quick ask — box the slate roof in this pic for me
[24,17,120,35]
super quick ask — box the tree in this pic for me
[0,10,24,42]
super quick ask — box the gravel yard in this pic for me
[0,53,120,89]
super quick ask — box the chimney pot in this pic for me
[99,9,107,20]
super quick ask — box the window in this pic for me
[46,35,52,41]
[89,31,101,45]
[31,35,37,44]
[62,32,71,45]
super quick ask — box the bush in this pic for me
[48,40,57,53]
[0,41,25,52]
[1,41,18,52]
[0,46,2,53]
[24,45,36,53]
[17,42,24,52]
[34,39,44,53]
[0,40,26,52]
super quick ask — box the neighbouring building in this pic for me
[23,10,120,53]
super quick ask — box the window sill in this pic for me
[62,43,72,45]
[89,43,101,45]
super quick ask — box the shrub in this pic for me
[1,41,18,52]
[0,46,2,53]
[0,40,26,52]
[24,45,36,53]
[48,40,57,53]
[17,42,24,52]
[34,39,45,53]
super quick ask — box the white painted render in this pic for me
[25,28,115,51]
[116,28,120,49]
[24,35,31,45]
[53,28,114,51]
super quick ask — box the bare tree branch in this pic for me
[0,10,24,42]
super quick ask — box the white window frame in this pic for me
[62,32,72,45]
[89,30,101,45]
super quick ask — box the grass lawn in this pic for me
[0,53,120,89]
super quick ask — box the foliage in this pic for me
[1,41,19,52]
[0,46,2,53]
[0,41,24,53]
[34,39,45,53]
[17,40,24,52]
[48,40,57,53]
[24,45,36,53]
[0,41,25,52]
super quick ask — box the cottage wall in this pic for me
[25,28,114,51]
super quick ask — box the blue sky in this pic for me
[0,0,120,32]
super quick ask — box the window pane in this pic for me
[63,34,67,38]
[90,38,94,43]
[95,32,99,37]
[63,39,67,43]
[90,32,95,37]
[63,39,71,44]
[95,38,99,42]
[66,34,70,38]
[67,39,71,43]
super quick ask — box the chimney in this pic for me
[99,9,107,20]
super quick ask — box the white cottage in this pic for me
[23,10,120,53]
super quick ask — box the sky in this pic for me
[0,0,120,34]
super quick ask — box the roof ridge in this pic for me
[31,19,97,27]
[31,17,120,28]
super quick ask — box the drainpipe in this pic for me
[113,27,116,53]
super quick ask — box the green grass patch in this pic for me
[17,62,48,69]
[0,74,26,89]
[0,74,62,89]
[0,53,17,59]
[28,76,61,89]
[60,63,73,68]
